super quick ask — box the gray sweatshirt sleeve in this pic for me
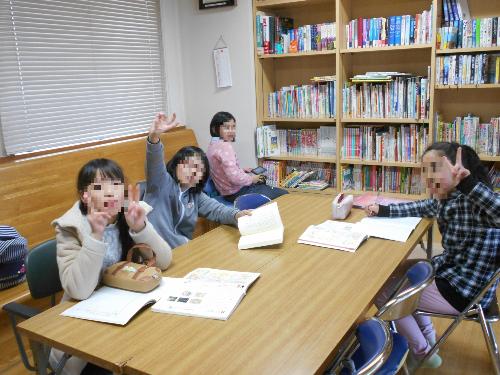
[146,139,176,193]
[197,192,239,225]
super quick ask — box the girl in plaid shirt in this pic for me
[367,142,500,369]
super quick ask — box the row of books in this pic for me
[261,160,336,189]
[267,78,336,119]
[438,18,500,49]
[342,124,429,163]
[255,13,335,55]
[435,53,500,85]
[345,6,433,49]
[256,125,336,158]
[488,165,500,192]
[434,115,500,156]
[342,71,430,120]
[342,165,423,195]
[442,0,470,24]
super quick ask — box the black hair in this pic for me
[422,142,492,188]
[166,146,209,194]
[77,158,133,258]
[209,111,236,137]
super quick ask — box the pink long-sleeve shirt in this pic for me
[206,138,253,196]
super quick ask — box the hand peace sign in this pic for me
[125,184,146,233]
[149,112,178,143]
[442,147,471,188]
[85,193,112,240]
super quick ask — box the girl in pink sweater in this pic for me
[206,112,288,202]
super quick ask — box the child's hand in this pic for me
[364,204,379,217]
[125,184,146,233]
[442,147,471,188]
[251,174,265,184]
[243,167,253,173]
[86,195,111,240]
[148,112,178,143]
[235,210,252,219]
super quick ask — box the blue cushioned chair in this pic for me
[203,176,232,207]
[328,317,408,375]
[234,193,271,210]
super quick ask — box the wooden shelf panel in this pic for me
[479,155,500,162]
[342,118,429,124]
[344,190,426,199]
[258,49,336,59]
[263,117,336,123]
[340,159,421,168]
[255,0,330,9]
[264,155,336,163]
[340,44,432,54]
[435,84,500,89]
[436,46,500,55]
[284,187,336,195]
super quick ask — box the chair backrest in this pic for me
[203,176,219,198]
[234,193,271,210]
[376,260,435,321]
[25,239,62,299]
[340,317,393,375]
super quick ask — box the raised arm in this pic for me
[146,113,179,193]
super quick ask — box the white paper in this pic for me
[213,47,232,88]
[355,217,422,242]
[184,268,260,292]
[237,202,284,249]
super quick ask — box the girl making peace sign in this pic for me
[366,142,500,369]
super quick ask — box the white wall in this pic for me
[170,0,257,167]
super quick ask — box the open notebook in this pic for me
[151,268,260,320]
[62,268,260,324]
[237,202,284,250]
[354,216,422,242]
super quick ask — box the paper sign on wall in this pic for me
[213,47,233,88]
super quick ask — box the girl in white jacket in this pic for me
[50,158,172,374]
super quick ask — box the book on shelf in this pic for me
[342,164,423,195]
[286,160,336,187]
[298,220,369,252]
[438,15,500,49]
[345,6,433,49]
[255,12,335,55]
[268,78,336,119]
[280,169,316,188]
[151,268,260,321]
[435,114,500,156]
[442,0,471,24]
[256,125,337,158]
[297,180,330,190]
[355,216,422,242]
[61,281,169,325]
[436,53,500,85]
[342,69,430,120]
[353,192,412,208]
[262,160,287,187]
[342,124,429,163]
[237,202,284,250]
[488,164,500,192]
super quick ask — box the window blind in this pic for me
[0,0,165,155]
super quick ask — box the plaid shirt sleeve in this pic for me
[377,199,438,218]
[457,177,500,228]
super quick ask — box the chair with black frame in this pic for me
[2,239,70,374]
[326,317,408,375]
[234,193,271,210]
[413,267,500,374]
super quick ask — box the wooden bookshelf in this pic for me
[265,155,336,163]
[340,44,432,54]
[253,0,500,197]
[259,50,336,59]
[436,46,500,55]
[340,159,421,168]
[344,190,427,199]
[263,117,337,123]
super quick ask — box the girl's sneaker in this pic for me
[407,351,442,371]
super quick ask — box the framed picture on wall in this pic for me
[199,0,235,10]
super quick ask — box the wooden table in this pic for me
[18,193,432,375]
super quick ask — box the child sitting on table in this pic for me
[206,111,288,202]
[366,142,499,369]
[50,158,172,374]
[144,112,251,249]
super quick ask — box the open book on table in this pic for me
[151,268,260,320]
[298,220,369,252]
[61,268,260,324]
[354,216,422,242]
[237,201,284,250]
